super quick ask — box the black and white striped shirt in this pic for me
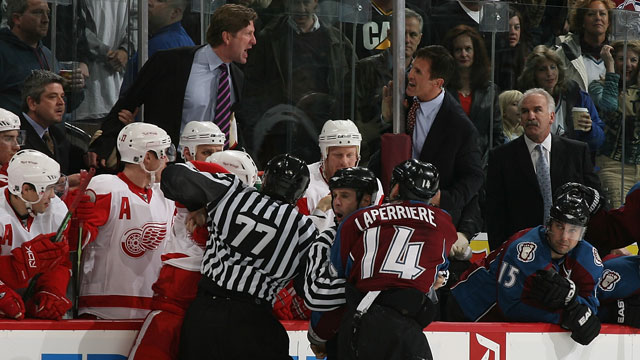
[302,226,347,311]
[161,163,318,303]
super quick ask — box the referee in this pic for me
[160,154,317,359]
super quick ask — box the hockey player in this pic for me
[297,119,383,222]
[449,183,604,345]
[0,108,25,187]
[128,150,258,360]
[178,121,226,161]
[327,159,457,360]
[0,149,70,320]
[71,123,176,319]
[597,255,640,328]
[160,153,317,360]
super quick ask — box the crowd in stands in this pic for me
[4,0,640,358]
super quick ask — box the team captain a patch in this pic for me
[516,242,537,263]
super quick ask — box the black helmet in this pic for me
[329,167,378,204]
[549,189,590,227]
[390,159,439,201]
[261,154,310,204]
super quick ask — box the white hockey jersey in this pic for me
[296,161,384,229]
[78,173,175,319]
[0,187,67,255]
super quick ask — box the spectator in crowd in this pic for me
[349,8,423,162]
[296,120,383,230]
[495,7,530,92]
[87,4,257,169]
[519,45,605,154]
[0,0,84,116]
[120,0,195,93]
[0,149,70,320]
[554,0,615,91]
[238,0,353,152]
[160,154,317,359]
[178,121,225,162]
[499,90,524,142]
[74,0,135,122]
[428,0,480,47]
[19,70,72,174]
[0,108,25,187]
[380,45,484,245]
[486,88,602,250]
[450,183,603,346]
[597,255,640,329]
[588,41,640,208]
[71,123,176,319]
[443,25,504,167]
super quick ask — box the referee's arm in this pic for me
[161,163,230,211]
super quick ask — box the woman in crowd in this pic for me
[495,8,530,92]
[499,90,524,142]
[518,45,604,154]
[555,0,615,91]
[443,25,504,167]
[589,40,640,207]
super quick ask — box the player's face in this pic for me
[406,57,442,102]
[547,220,585,257]
[28,83,65,126]
[324,146,358,180]
[194,144,223,161]
[21,184,55,214]
[0,130,22,165]
[519,93,555,143]
[226,21,256,64]
[331,188,370,223]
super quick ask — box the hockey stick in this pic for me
[23,168,96,304]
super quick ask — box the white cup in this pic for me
[572,107,590,131]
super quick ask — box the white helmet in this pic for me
[0,108,20,132]
[117,123,172,164]
[318,119,362,163]
[7,149,60,204]
[206,150,259,186]
[179,121,225,158]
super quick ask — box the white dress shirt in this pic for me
[412,89,445,158]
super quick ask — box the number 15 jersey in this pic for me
[331,200,457,294]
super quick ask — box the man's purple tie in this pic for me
[215,63,231,147]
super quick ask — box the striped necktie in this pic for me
[535,144,552,223]
[215,63,231,147]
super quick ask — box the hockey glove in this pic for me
[26,291,72,320]
[610,295,640,328]
[530,269,577,310]
[449,233,472,261]
[0,280,25,320]
[556,182,602,215]
[74,192,96,223]
[273,284,294,320]
[10,232,69,283]
[561,301,601,345]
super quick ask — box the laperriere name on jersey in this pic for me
[355,205,437,230]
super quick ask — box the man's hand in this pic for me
[529,269,577,310]
[601,44,614,73]
[449,232,472,260]
[429,190,441,207]
[107,49,128,72]
[26,291,72,320]
[575,111,592,132]
[561,301,601,345]
[118,107,139,125]
[0,281,25,320]
[186,208,207,233]
[381,80,394,123]
[310,343,327,359]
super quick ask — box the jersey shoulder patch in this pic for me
[599,269,621,292]
[515,241,537,263]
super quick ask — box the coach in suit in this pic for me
[87,4,256,167]
[19,70,71,174]
[486,88,602,250]
[380,45,484,240]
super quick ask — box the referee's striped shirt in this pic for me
[161,163,318,303]
[302,225,347,311]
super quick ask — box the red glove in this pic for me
[0,280,25,320]
[26,291,71,320]
[74,192,96,223]
[273,285,294,320]
[10,232,69,283]
[192,225,209,249]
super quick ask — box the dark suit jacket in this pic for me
[89,45,244,159]
[20,114,70,174]
[416,91,484,233]
[486,134,602,250]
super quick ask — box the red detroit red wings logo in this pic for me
[121,222,167,257]
[599,269,621,291]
